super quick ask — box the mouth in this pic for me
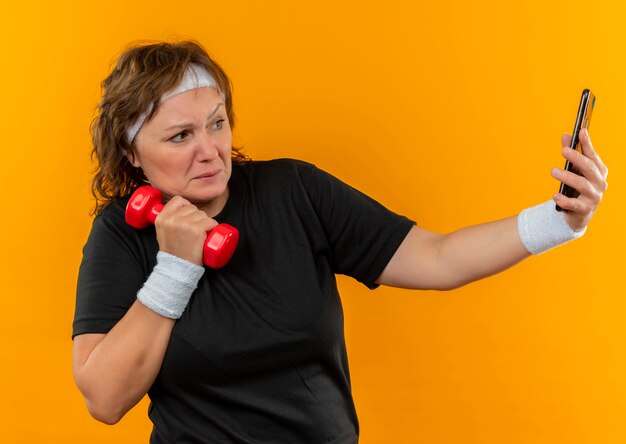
[194,170,220,180]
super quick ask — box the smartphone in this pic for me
[556,89,596,212]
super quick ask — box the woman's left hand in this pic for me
[551,128,608,232]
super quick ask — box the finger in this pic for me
[200,217,219,232]
[553,192,577,212]
[552,167,601,204]
[561,132,572,148]
[579,128,609,178]
[156,197,197,226]
[553,192,588,217]
[186,211,219,231]
[561,146,605,189]
[161,195,192,211]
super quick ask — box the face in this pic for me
[130,87,233,216]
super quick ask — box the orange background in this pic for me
[1,0,624,442]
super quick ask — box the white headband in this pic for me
[125,63,218,144]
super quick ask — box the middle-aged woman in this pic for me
[72,40,608,443]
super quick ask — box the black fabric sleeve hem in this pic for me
[293,160,417,290]
[72,318,119,339]
[358,218,415,290]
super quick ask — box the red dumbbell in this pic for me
[125,185,238,269]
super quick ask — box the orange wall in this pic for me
[1,1,624,442]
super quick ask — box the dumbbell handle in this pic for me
[126,186,238,269]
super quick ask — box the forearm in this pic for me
[379,199,588,290]
[436,215,529,289]
[73,301,175,424]
[73,251,204,424]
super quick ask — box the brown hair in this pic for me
[90,40,249,215]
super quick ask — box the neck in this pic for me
[197,185,230,218]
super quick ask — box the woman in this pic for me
[72,40,607,443]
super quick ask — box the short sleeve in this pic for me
[72,202,157,338]
[296,162,415,289]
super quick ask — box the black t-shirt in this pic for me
[74,159,415,443]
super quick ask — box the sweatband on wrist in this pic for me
[137,251,205,319]
[517,200,586,255]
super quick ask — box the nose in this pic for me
[195,132,219,162]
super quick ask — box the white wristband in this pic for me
[137,251,205,319]
[517,200,586,255]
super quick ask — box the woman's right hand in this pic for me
[154,196,218,266]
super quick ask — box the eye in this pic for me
[211,119,225,130]
[169,130,190,143]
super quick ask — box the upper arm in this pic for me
[74,212,151,338]
[376,225,451,290]
[295,161,416,288]
[72,333,106,391]
[377,215,529,290]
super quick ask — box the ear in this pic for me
[124,149,141,168]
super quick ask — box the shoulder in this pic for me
[87,193,146,249]
[234,158,317,176]
[97,194,131,221]
[232,158,323,190]
[92,194,132,232]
